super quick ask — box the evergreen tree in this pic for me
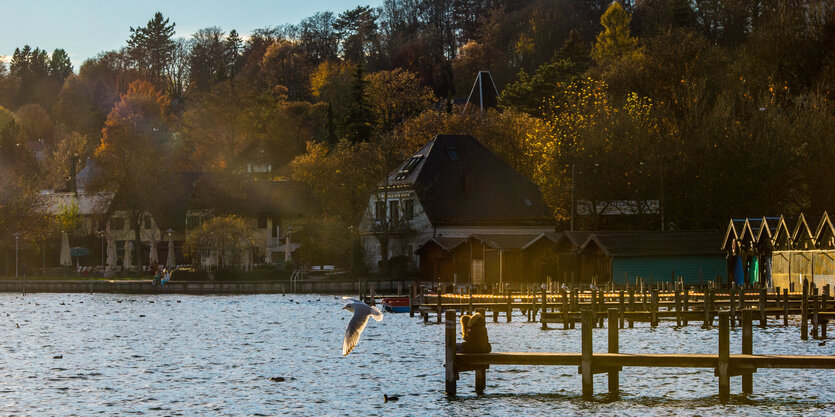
[127,12,176,83]
[49,49,73,80]
[591,2,639,64]
[342,65,374,143]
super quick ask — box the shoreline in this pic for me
[0,278,422,295]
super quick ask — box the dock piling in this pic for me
[718,311,730,402]
[608,308,619,397]
[742,309,753,394]
[445,310,457,396]
[581,309,594,400]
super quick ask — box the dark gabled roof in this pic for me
[722,219,746,251]
[384,135,554,227]
[521,232,563,250]
[415,236,466,252]
[756,217,780,245]
[457,234,541,251]
[792,213,818,246]
[581,231,723,257]
[559,231,595,251]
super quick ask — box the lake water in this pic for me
[2,293,835,416]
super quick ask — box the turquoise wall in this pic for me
[613,256,726,285]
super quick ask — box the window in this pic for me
[389,200,399,224]
[258,217,267,228]
[187,216,201,228]
[109,217,124,231]
[394,155,424,180]
[375,201,386,221]
[446,147,458,160]
[404,199,414,219]
[143,216,152,229]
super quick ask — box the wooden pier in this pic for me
[417,279,832,339]
[444,309,835,401]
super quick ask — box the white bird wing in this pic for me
[342,302,384,356]
[343,310,371,356]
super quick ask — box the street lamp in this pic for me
[98,230,105,275]
[13,232,21,279]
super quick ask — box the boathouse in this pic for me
[578,231,725,285]
[724,212,835,290]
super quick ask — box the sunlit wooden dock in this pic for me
[445,309,835,402]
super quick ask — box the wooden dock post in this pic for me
[468,286,474,314]
[541,287,548,330]
[590,290,598,328]
[759,288,767,328]
[651,289,659,327]
[598,290,606,327]
[608,308,619,397]
[675,289,682,327]
[703,289,712,329]
[628,288,635,328]
[437,288,443,324]
[445,310,457,396]
[581,309,594,400]
[813,286,820,339]
[409,284,415,317]
[507,294,512,323]
[683,286,689,326]
[742,309,753,394]
[571,288,578,329]
[802,278,809,340]
[561,288,569,330]
[618,291,625,329]
[783,289,789,326]
[730,286,737,328]
[718,311,730,403]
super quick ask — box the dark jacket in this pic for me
[461,312,491,353]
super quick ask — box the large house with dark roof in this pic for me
[358,134,555,274]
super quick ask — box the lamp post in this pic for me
[98,230,105,276]
[167,228,173,268]
[13,232,21,279]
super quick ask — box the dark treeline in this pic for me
[0,0,833,269]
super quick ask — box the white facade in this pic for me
[359,190,554,273]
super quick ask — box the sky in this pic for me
[0,0,382,68]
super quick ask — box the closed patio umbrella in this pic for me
[124,240,132,271]
[149,236,159,265]
[166,231,176,268]
[106,232,117,268]
[60,232,72,266]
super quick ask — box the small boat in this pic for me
[381,297,410,313]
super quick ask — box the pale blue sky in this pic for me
[0,0,381,68]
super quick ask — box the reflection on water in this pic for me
[1,293,834,416]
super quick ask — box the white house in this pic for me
[359,134,556,273]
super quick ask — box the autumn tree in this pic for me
[592,2,640,65]
[184,215,254,270]
[93,80,175,270]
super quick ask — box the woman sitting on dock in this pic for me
[459,312,491,353]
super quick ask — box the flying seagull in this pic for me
[342,297,383,356]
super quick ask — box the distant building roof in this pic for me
[582,231,723,257]
[382,134,554,227]
[463,71,499,113]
